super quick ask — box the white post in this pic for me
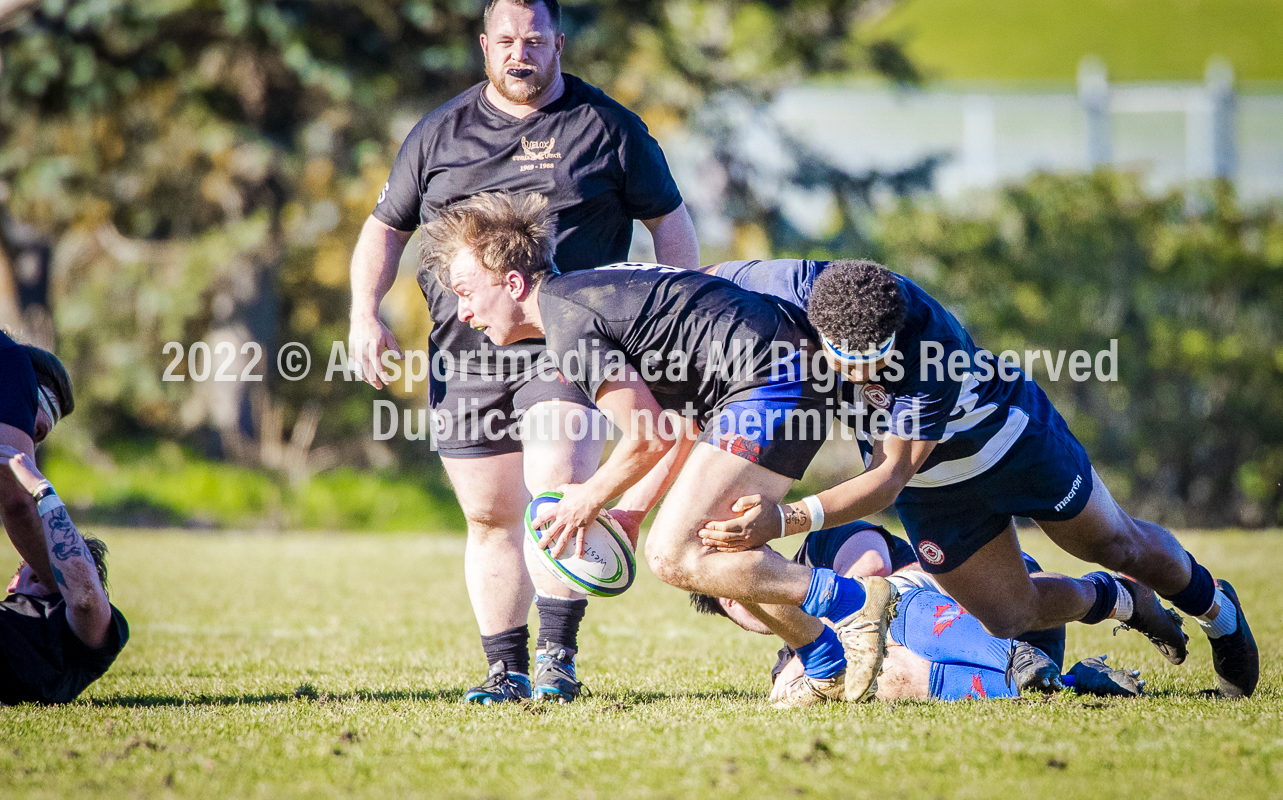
[962,94,997,187]
[1078,57,1111,167]
[1207,59,1236,180]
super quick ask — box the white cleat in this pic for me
[832,576,898,703]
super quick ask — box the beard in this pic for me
[485,57,558,105]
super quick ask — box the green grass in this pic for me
[0,529,1279,798]
[40,443,462,532]
[866,0,1283,83]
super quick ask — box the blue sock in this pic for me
[800,568,867,624]
[1079,571,1118,625]
[1162,552,1216,617]
[795,627,845,680]
[928,662,1018,700]
[891,588,1011,671]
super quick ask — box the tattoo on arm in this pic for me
[52,565,67,587]
[45,507,85,575]
[783,505,808,535]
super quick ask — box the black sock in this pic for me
[1080,571,1118,625]
[1161,551,1216,617]
[535,596,588,652]
[1015,626,1067,671]
[480,625,529,675]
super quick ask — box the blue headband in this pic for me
[820,333,896,366]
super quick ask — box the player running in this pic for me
[691,520,1145,703]
[420,192,900,707]
[702,258,1258,699]
[345,0,698,703]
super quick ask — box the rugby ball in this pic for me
[524,491,636,597]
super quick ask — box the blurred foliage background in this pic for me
[0,0,1279,530]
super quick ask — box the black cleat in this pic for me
[1208,579,1258,699]
[533,644,585,704]
[1006,641,1065,694]
[1068,655,1145,697]
[463,660,532,705]
[1113,574,1188,665]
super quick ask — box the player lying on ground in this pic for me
[421,192,900,707]
[701,258,1258,699]
[0,445,129,704]
[691,519,1144,702]
[346,0,699,704]
[0,332,73,594]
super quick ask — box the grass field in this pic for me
[865,0,1283,83]
[0,529,1279,799]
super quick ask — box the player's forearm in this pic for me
[647,204,699,270]
[613,426,697,517]
[582,433,674,512]
[0,487,55,586]
[783,464,905,535]
[349,216,412,320]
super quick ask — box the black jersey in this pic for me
[536,264,820,422]
[382,75,683,381]
[0,593,129,704]
[0,331,38,437]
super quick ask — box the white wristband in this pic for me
[778,504,787,539]
[801,495,825,532]
[36,492,65,517]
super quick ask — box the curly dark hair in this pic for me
[689,592,730,619]
[807,259,907,352]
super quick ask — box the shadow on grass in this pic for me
[89,688,469,707]
[88,687,765,708]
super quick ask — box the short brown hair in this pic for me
[484,0,561,33]
[419,192,558,290]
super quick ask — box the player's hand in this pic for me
[769,656,806,703]
[605,508,645,550]
[698,494,782,552]
[0,445,49,495]
[532,483,605,558]
[348,315,402,390]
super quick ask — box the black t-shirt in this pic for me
[381,75,683,376]
[0,593,129,704]
[537,264,817,422]
[0,331,38,437]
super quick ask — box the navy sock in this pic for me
[800,568,867,623]
[480,625,530,675]
[535,596,588,652]
[1080,571,1118,626]
[796,627,845,680]
[1161,552,1216,617]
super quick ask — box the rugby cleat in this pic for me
[772,670,846,708]
[532,644,585,704]
[832,576,898,703]
[1112,574,1188,665]
[1006,641,1065,694]
[1067,655,1145,697]
[463,660,532,705]
[1208,579,1258,699]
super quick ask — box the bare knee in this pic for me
[849,549,892,578]
[644,527,699,590]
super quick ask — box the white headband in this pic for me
[820,333,896,366]
[37,385,61,426]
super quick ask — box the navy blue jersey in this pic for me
[0,331,38,437]
[720,259,1037,488]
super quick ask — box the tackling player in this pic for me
[420,192,900,707]
[691,521,1144,703]
[345,0,699,703]
[701,258,1258,699]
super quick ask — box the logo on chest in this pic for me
[861,384,891,410]
[512,136,562,171]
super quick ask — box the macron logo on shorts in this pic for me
[1055,473,1084,512]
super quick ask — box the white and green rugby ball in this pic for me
[524,491,636,597]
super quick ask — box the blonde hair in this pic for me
[418,192,558,290]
